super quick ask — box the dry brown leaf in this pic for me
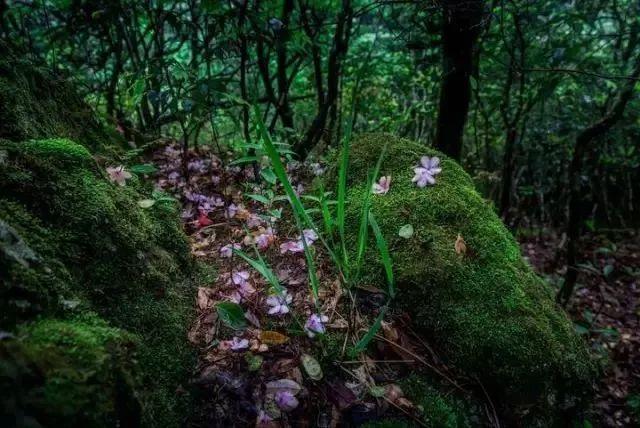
[455,233,467,256]
[260,330,290,345]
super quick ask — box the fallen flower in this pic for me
[220,243,242,258]
[310,162,325,176]
[256,410,273,427]
[372,176,391,195]
[274,390,299,412]
[232,270,250,285]
[256,228,275,250]
[301,228,318,244]
[220,336,249,351]
[280,240,304,254]
[304,313,329,338]
[226,203,238,219]
[197,210,213,228]
[266,290,292,316]
[412,156,441,187]
[106,166,132,186]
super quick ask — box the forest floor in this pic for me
[520,229,640,427]
[150,142,639,427]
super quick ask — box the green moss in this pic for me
[0,315,140,427]
[401,375,475,428]
[0,51,117,152]
[338,134,596,421]
[0,138,196,427]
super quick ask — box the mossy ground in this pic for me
[0,45,118,152]
[0,138,198,427]
[338,133,597,423]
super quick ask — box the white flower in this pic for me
[106,166,132,186]
[266,290,292,316]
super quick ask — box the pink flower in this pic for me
[226,203,238,219]
[247,214,263,228]
[266,290,292,316]
[220,243,242,258]
[372,176,391,194]
[256,228,275,250]
[232,270,250,285]
[280,240,304,254]
[304,313,329,338]
[412,156,441,188]
[301,229,318,244]
[256,410,273,427]
[220,336,249,351]
[274,390,299,411]
[106,166,132,186]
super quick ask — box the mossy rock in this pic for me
[0,46,116,152]
[361,374,478,428]
[0,315,140,427]
[339,134,596,423]
[0,138,197,426]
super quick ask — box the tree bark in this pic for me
[295,0,352,159]
[434,0,485,160]
[275,0,295,129]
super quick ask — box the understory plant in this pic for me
[234,104,394,355]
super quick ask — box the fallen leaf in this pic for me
[398,224,414,239]
[260,330,289,345]
[301,354,323,380]
[455,233,467,256]
[265,379,302,396]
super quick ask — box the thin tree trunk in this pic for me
[434,0,485,160]
[295,0,352,159]
[557,53,640,305]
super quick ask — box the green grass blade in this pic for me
[368,212,394,298]
[253,104,341,271]
[234,248,283,294]
[354,145,388,274]
[352,305,388,356]
[336,134,350,268]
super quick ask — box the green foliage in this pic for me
[339,133,597,420]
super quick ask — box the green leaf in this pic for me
[301,354,323,380]
[216,302,247,330]
[602,264,614,277]
[261,168,277,184]
[352,306,388,356]
[369,212,394,298]
[369,385,386,398]
[234,249,283,294]
[138,199,156,209]
[247,194,270,204]
[245,353,263,371]
[129,163,157,174]
[398,224,414,239]
[229,156,259,166]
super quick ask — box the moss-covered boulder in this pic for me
[0,315,140,427]
[0,137,196,427]
[341,134,596,424]
[0,44,116,152]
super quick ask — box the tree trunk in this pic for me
[557,53,640,305]
[275,0,295,129]
[434,0,485,160]
[295,0,352,159]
